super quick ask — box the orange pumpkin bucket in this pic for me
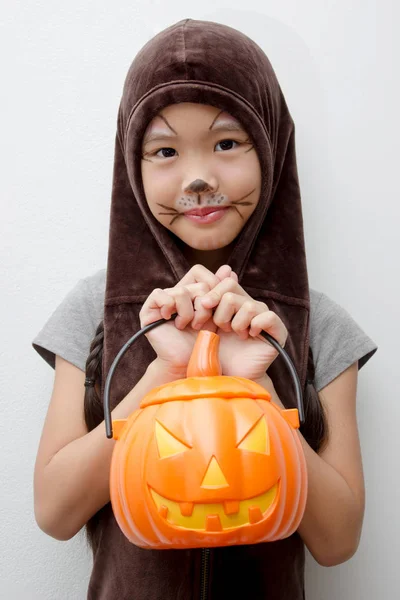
[104,321,307,550]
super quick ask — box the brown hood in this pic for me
[102,18,311,411]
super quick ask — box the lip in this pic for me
[185,206,227,217]
[184,206,230,224]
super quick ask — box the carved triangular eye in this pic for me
[237,417,270,454]
[155,421,191,459]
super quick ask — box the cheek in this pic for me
[241,153,262,189]
[141,163,178,214]
[221,156,261,220]
[222,154,261,192]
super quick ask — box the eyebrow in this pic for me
[142,111,246,145]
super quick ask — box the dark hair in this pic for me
[83,319,328,553]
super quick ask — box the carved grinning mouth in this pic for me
[149,482,279,531]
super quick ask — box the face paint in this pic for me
[141,103,261,252]
[156,188,255,226]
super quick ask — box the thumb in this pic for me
[199,317,218,333]
[214,264,232,281]
[230,271,238,282]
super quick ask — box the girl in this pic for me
[32,18,378,600]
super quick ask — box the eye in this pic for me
[154,147,177,158]
[155,421,191,458]
[215,139,241,152]
[237,416,270,454]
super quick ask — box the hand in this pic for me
[139,264,236,378]
[199,277,289,382]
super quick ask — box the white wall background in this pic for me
[1,1,398,598]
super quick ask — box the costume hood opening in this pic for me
[103,18,311,410]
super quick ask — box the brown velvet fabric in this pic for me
[94,17,313,599]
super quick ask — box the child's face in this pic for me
[141,103,262,251]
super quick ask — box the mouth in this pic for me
[149,482,279,531]
[184,206,230,224]
[184,206,228,217]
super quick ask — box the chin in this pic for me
[174,225,240,252]
[180,233,236,252]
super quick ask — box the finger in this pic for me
[192,295,214,330]
[165,288,195,329]
[230,270,239,283]
[248,312,289,347]
[230,300,268,340]
[165,281,211,297]
[178,264,221,289]
[139,288,176,326]
[212,292,249,332]
[177,282,214,330]
[201,278,249,309]
[214,264,232,281]
[166,283,213,330]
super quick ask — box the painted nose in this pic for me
[183,178,218,195]
[201,456,229,489]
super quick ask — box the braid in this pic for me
[84,320,104,432]
[299,345,329,454]
[83,320,106,553]
[300,382,329,454]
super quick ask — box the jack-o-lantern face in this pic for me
[148,399,279,532]
[110,331,307,549]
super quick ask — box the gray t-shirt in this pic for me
[32,268,378,392]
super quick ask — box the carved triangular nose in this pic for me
[201,456,229,489]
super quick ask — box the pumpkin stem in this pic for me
[187,330,222,378]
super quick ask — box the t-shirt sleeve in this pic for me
[311,292,378,392]
[32,278,99,372]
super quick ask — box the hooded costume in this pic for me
[94,17,315,600]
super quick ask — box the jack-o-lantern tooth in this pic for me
[179,502,194,517]
[206,514,223,532]
[223,500,240,515]
[159,505,168,519]
[248,506,263,524]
